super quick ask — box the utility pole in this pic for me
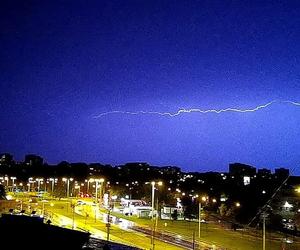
[263,215,266,250]
[72,203,75,230]
[192,230,195,250]
[199,201,201,242]
[106,191,111,242]
[151,182,155,249]
[153,198,159,250]
[261,212,268,250]
[106,208,111,241]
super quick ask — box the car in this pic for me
[282,238,293,244]
[77,200,86,205]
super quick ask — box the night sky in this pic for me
[1,1,300,174]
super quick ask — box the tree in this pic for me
[218,204,227,217]
[0,185,6,200]
[171,209,178,220]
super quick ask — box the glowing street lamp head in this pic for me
[158,181,163,186]
[151,181,155,186]
[201,196,207,202]
[236,202,241,207]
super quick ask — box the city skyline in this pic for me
[1,1,300,174]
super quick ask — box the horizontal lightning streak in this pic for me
[92,100,300,118]
[283,100,300,106]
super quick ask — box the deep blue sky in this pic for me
[1,0,300,174]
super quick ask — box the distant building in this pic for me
[124,162,150,168]
[275,168,289,179]
[257,168,272,178]
[25,154,43,166]
[229,163,256,177]
[160,166,181,175]
[0,153,13,165]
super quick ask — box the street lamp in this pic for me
[89,178,104,204]
[28,177,34,192]
[4,176,9,186]
[49,178,57,194]
[198,195,207,241]
[62,178,74,198]
[150,181,163,250]
[75,183,84,197]
[151,181,163,220]
[10,177,16,192]
[95,178,105,204]
[85,179,91,195]
[19,183,23,192]
[36,178,44,193]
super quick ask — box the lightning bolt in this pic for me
[283,100,300,106]
[93,100,300,118]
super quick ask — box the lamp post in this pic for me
[49,178,57,194]
[261,212,268,250]
[88,178,94,197]
[199,201,201,240]
[150,181,163,250]
[96,178,105,204]
[151,182,155,220]
[28,177,34,192]
[62,178,74,198]
[36,178,43,193]
[19,182,23,192]
[85,179,90,194]
[10,177,16,192]
[194,195,207,250]
[90,178,104,204]
[95,180,99,203]
[75,183,84,197]
[4,176,9,187]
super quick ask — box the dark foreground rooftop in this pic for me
[0,214,90,250]
[0,214,140,250]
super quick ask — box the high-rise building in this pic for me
[275,168,289,179]
[257,168,272,178]
[0,153,13,165]
[229,163,256,177]
[25,154,43,166]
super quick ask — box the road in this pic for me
[8,194,300,250]
[75,201,220,250]
[44,199,186,249]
